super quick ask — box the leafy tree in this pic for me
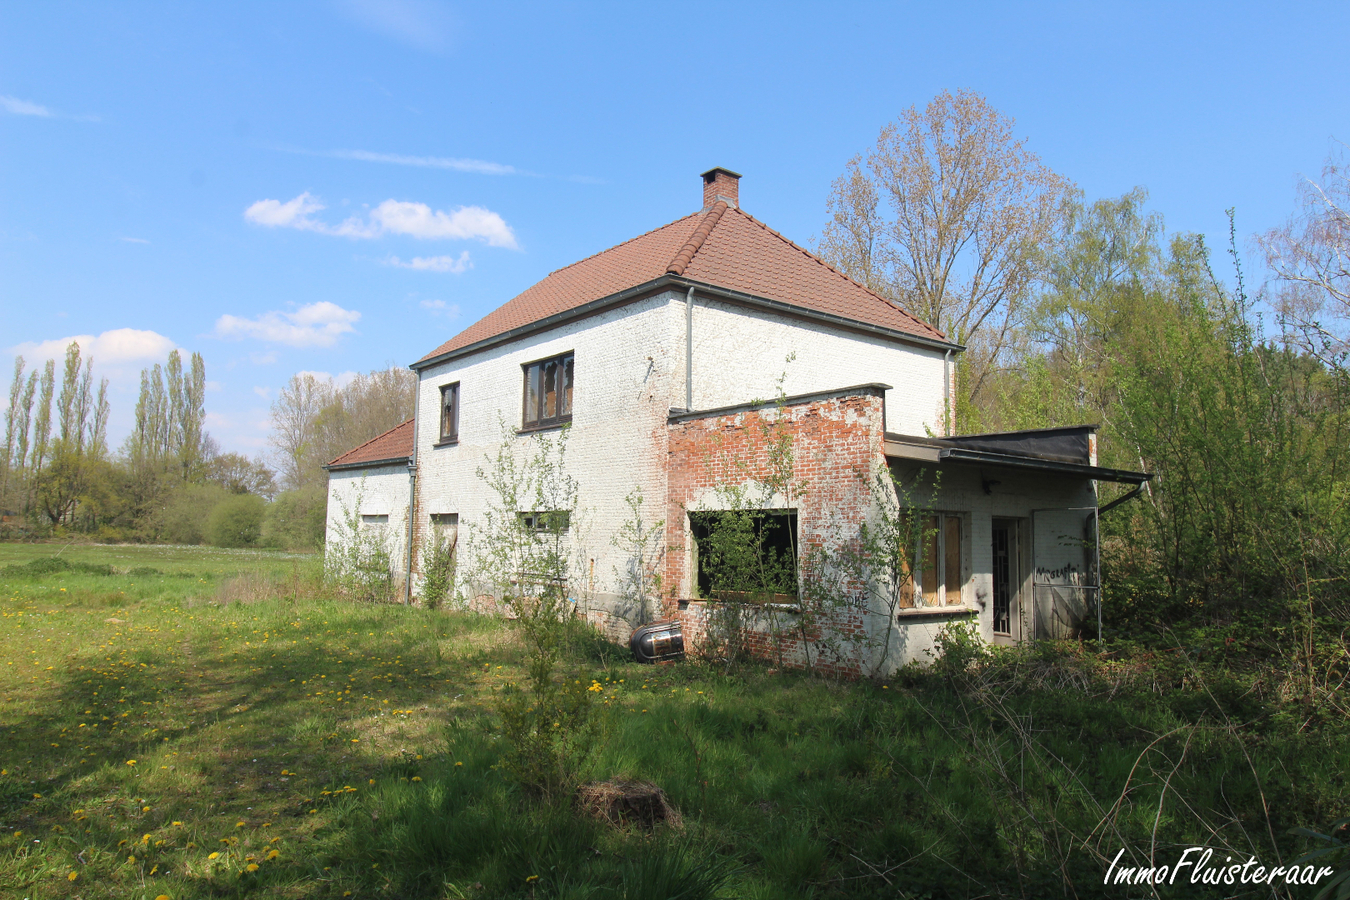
[1260,144,1350,364]
[269,365,415,491]
[206,452,277,498]
[818,89,1073,415]
[262,486,328,550]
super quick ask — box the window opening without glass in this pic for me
[522,352,574,429]
[439,382,460,443]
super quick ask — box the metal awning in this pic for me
[883,431,1150,485]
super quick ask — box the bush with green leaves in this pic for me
[324,482,396,603]
[205,492,265,548]
[468,423,598,796]
[418,526,456,610]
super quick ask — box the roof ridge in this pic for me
[724,207,946,341]
[328,418,414,466]
[666,201,728,276]
[541,211,703,279]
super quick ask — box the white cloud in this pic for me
[386,251,472,273]
[253,386,271,399]
[330,149,514,175]
[119,236,150,244]
[244,193,517,249]
[1,95,53,117]
[244,192,326,230]
[213,301,360,348]
[10,328,176,367]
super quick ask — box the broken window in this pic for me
[522,352,574,430]
[897,511,964,609]
[688,509,798,603]
[439,382,460,443]
[360,513,389,533]
[519,510,571,534]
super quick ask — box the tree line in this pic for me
[1,346,414,550]
[820,89,1350,644]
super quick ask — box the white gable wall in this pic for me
[684,294,949,435]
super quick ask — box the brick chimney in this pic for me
[701,167,741,209]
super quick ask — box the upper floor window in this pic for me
[439,382,460,443]
[522,352,573,430]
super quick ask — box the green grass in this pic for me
[1,543,1346,899]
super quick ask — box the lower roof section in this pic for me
[884,427,1151,485]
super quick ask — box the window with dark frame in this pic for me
[519,511,570,534]
[521,352,573,430]
[439,382,460,443]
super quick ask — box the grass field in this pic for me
[1,543,1347,899]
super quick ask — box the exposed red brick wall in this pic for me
[663,391,887,677]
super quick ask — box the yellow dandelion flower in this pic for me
[172,820,183,826]
[411,776,422,782]
[32,793,41,799]
[245,863,259,872]
[368,778,375,785]
[455,761,463,767]
[155,895,171,900]
[142,805,151,811]
[208,851,219,859]
[126,759,136,765]
[526,874,539,883]
[128,854,136,864]
[68,871,79,882]
[235,820,246,828]
[267,849,279,860]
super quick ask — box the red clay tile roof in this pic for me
[326,418,414,469]
[417,200,946,365]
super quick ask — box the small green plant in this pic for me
[324,480,396,602]
[610,486,664,627]
[1292,818,1350,900]
[419,527,457,610]
[469,423,598,796]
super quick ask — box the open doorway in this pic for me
[991,518,1022,644]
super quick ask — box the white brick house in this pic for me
[326,169,1148,675]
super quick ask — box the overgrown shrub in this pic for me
[206,492,265,548]
[263,486,327,550]
[419,527,456,610]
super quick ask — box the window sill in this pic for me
[516,420,571,435]
[896,605,980,619]
[432,438,459,448]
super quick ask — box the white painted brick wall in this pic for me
[326,464,412,574]
[410,290,946,601]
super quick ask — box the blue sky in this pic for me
[3,1,1348,458]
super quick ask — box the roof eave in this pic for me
[323,455,413,473]
[884,441,1151,484]
[412,274,965,372]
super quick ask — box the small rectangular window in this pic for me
[361,514,389,530]
[439,382,460,443]
[519,511,570,534]
[521,352,573,429]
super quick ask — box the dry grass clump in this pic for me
[576,779,683,831]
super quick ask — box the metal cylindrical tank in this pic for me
[629,619,685,664]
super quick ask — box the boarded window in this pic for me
[522,352,574,429]
[898,511,964,609]
[430,512,459,541]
